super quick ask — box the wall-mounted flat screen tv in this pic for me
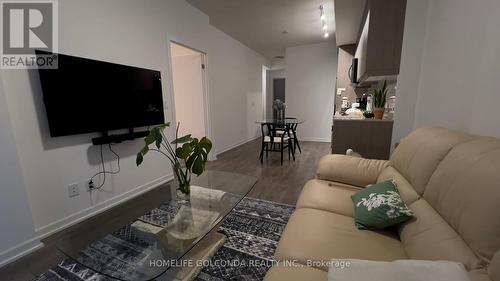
[36,50,165,137]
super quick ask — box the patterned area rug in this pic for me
[33,197,295,281]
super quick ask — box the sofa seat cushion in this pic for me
[328,259,470,281]
[469,269,493,281]
[296,179,360,217]
[490,250,500,281]
[264,263,327,281]
[274,208,407,271]
[399,199,481,270]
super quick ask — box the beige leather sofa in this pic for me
[264,127,500,281]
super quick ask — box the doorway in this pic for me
[264,69,286,120]
[273,78,286,119]
[273,78,286,101]
[169,42,208,140]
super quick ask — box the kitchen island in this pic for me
[331,117,394,160]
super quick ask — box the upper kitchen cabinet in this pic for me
[355,0,407,83]
[335,0,407,84]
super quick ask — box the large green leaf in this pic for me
[145,131,156,145]
[176,143,192,159]
[199,149,207,160]
[192,155,204,175]
[158,123,170,131]
[138,121,213,177]
[184,137,212,176]
[171,134,192,144]
[136,152,143,166]
[141,146,149,155]
[149,128,161,149]
[186,154,196,170]
[199,137,212,152]
[145,127,163,148]
[190,138,199,147]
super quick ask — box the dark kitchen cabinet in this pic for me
[355,0,407,84]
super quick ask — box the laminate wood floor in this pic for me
[206,139,331,205]
[0,139,330,281]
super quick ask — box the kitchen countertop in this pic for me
[333,116,394,122]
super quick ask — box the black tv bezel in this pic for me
[35,50,165,139]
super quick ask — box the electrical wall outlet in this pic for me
[68,183,79,197]
[86,179,95,191]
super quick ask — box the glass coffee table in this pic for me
[57,171,257,281]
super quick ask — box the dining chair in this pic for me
[284,117,302,154]
[260,123,295,165]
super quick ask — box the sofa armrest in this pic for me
[316,154,389,187]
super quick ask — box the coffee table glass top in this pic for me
[57,171,257,281]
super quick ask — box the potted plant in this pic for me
[373,80,388,119]
[136,122,212,203]
[273,99,286,121]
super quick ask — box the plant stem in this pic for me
[159,130,176,158]
[149,149,176,166]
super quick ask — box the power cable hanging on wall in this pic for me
[89,143,120,190]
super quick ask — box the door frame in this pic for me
[167,40,215,160]
[262,65,270,120]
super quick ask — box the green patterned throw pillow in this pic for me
[351,180,414,230]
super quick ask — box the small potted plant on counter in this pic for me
[373,80,388,119]
[136,122,212,203]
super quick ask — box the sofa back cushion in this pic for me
[399,199,481,270]
[377,166,420,205]
[390,127,471,195]
[316,154,388,187]
[423,137,500,266]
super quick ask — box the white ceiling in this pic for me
[186,0,335,60]
[334,0,366,46]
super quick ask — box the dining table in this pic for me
[255,118,305,164]
[254,118,305,126]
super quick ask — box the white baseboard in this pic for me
[299,137,330,142]
[214,136,259,158]
[213,136,329,158]
[0,237,44,268]
[35,173,174,239]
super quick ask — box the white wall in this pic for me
[207,28,268,153]
[172,54,206,139]
[396,0,500,141]
[414,0,500,137]
[392,0,429,147]
[271,58,286,70]
[0,76,42,266]
[0,0,268,264]
[285,42,337,142]
[269,69,286,80]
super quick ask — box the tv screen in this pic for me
[36,51,165,137]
